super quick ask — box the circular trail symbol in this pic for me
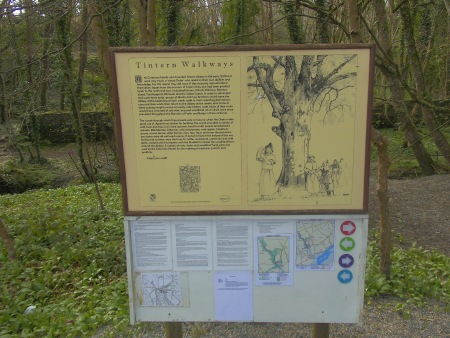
[339,237,356,251]
[339,254,354,268]
[337,269,353,283]
[340,220,356,235]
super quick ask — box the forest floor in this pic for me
[1,141,449,337]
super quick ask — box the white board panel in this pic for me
[124,215,368,324]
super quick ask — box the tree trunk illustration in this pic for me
[249,54,357,187]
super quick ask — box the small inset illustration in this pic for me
[179,165,201,193]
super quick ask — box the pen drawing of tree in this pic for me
[248,54,358,188]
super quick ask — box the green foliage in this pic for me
[0,160,58,194]
[371,128,450,178]
[0,184,128,337]
[220,0,261,44]
[365,234,450,311]
[1,184,449,336]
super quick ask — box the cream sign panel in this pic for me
[111,45,374,215]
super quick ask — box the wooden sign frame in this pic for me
[110,44,375,216]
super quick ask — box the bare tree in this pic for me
[398,0,450,165]
[364,0,438,175]
[248,53,357,187]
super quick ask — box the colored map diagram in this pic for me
[296,220,335,270]
[141,273,183,307]
[257,236,290,273]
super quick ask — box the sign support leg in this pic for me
[312,323,329,338]
[164,322,183,338]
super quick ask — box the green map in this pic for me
[257,236,290,273]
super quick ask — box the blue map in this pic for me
[296,220,335,270]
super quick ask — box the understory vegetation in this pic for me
[370,127,450,178]
[0,182,449,337]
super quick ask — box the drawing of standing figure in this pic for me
[331,159,341,187]
[304,155,319,196]
[256,143,279,199]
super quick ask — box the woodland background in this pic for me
[0,0,449,183]
[0,1,449,337]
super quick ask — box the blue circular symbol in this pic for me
[339,254,354,268]
[337,269,353,283]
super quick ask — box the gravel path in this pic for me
[130,297,449,337]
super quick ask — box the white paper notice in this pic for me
[172,220,212,270]
[254,232,295,286]
[254,219,294,235]
[214,271,253,321]
[213,220,252,270]
[131,220,172,271]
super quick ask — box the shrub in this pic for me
[0,160,58,194]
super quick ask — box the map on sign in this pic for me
[141,273,183,307]
[257,236,290,273]
[296,220,335,270]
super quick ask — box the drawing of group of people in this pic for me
[304,156,346,197]
[255,142,348,200]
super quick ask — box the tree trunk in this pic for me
[166,0,181,46]
[283,0,305,44]
[315,0,331,43]
[0,68,5,124]
[399,0,450,165]
[444,0,450,97]
[251,53,357,187]
[134,0,157,46]
[24,0,42,163]
[373,0,437,175]
[58,8,95,183]
[347,0,392,277]
[39,23,52,110]
[372,128,392,276]
[388,76,437,175]
[87,0,111,79]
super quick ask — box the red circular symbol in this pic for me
[340,220,356,235]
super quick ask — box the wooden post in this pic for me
[164,322,183,338]
[312,323,329,338]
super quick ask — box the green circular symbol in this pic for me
[339,237,355,251]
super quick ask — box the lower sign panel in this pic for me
[126,215,368,323]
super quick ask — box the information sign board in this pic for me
[124,215,368,323]
[110,45,375,215]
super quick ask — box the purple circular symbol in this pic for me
[339,254,354,268]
